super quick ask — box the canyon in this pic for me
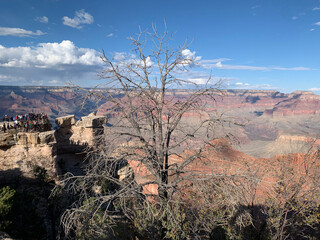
[1,86,320,160]
[0,86,319,239]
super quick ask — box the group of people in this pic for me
[1,113,51,133]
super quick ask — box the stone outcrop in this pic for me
[0,133,15,148]
[55,115,75,128]
[55,114,106,152]
[0,114,107,183]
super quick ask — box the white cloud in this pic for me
[292,16,298,20]
[0,75,9,79]
[181,49,202,62]
[0,40,100,68]
[313,7,320,10]
[31,79,44,85]
[309,88,320,91]
[310,28,315,31]
[0,27,45,37]
[187,77,208,84]
[213,61,268,70]
[230,83,278,90]
[200,59,311,71]
[272,67,310,71]
[113,52,153,68]
[181,49,195,58]
[184,76,237,85]
[315,22,320,26]
[48,79,62,85]
[201,58,231,64]
[62,9,94,29]
[176,68,237,85]
[235,82,250,86]
[35,16,48,23]
[107,33,114,37]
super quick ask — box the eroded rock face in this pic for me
[55,114,106,153]
[0,114,107,182]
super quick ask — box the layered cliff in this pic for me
[0,114,106,183]
[2,86,320,158]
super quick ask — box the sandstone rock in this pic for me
[39,130,56,144]
[0,113,106,182]
[27,133,40,145]
[55,115,75,128]
[76,115,106,128]
[17,133,28,145]
[0,133,15,148]
[17,133,41,146]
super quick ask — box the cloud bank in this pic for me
[0,40,101,85]
[0,44,311,88]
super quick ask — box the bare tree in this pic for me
[57,24,247,239]
[87,24,227,198]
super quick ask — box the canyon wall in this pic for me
[2,86,320,158]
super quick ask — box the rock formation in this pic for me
[0,114,106,183]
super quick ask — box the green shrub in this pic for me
[0,186,15,230]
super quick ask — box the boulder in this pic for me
[55,115,75,128]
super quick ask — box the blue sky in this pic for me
[0,0,320,93]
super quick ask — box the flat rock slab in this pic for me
[55,115,75,128]
[76,116,107,128]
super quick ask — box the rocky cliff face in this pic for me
[264,91,320,117]
[0,114,106,183]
